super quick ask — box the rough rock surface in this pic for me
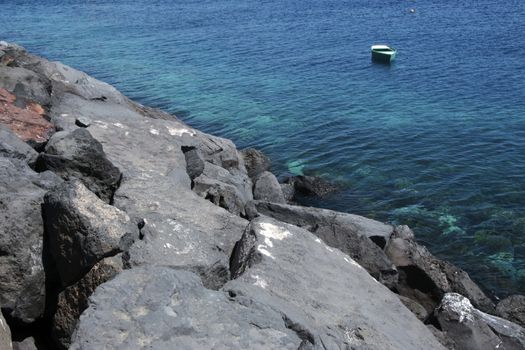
[240,148,271,179]
[52,255,123,349]
[226,216,446,350]
[497,295,525,328]
[43,180,137,287]
[256,201,398,286]
[0,310,12,350]
[12,337,37,350]
[284,175,338,197]
[385,227,494,314]
[0,157,61,323]
[1,42,507,350]
[36,128,122,203]
[434,293,525,350]
[0,88,54,144]
[253,171,286,203]
[0,125,38,165]
[70,266,305,350]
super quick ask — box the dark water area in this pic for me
[2,0,524,297]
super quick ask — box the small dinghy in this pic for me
[371,45,397,63]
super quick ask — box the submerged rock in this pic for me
[70,266,305,349]
[284,175,338,197]
[240,148,271,179]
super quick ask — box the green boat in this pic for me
[371,45,397,63]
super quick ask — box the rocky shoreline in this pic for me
[0,41,524,350]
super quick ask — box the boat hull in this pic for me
[371,50,396,64]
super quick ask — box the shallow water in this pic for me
[2,0,524,296]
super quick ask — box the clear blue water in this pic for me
[2,0,525,297]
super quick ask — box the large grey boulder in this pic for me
[126,213,235,290]
[52,255,123,349]
[43,180,137,287]
[240,148,271,179]
[255,201,398,286]
[0,310,12,350]
[226,216,446,349]
[253,171,286,203]
[70,266,305,350]
[385,228,494,314]
[0,125,38,165]
[497,295,525,328]
[434,293,525,350]
[36,128,122,203]
[0,157,62,323]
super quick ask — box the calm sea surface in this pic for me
[2,0,524,297]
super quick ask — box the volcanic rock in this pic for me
[0,157,62,323]
[43,180,137,287]
[226,216,446,349]
[0,88,54,145]
[240,148,271,179]
[497,295,525,328]
[434,293,525,350]
[52,255,123,349]
[253,171,286,203]
[284,175,338,197]
[385,228,495,314]
[0,310,12,350]
[36,128,122,203]
[255,201,397,286]
[70,266,305,349]
[0,125,38,166]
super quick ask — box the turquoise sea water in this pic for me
[2,0,525,297]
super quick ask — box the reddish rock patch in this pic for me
[0,87,54,143]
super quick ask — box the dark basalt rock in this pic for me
[36,128,122,203]
[253,171,286,203]
[43,180,137,287]
[52,255,123,349]
[434,293,525,350]
[385,227,495,314]
[497,295,525,328]
[240,148,271,179]
[181,146,205,181]
[0,125,38,166]
[74,117,91,128]
[255,201,398,287]
[70,266,304,349]
[0,157,62,323]
[284,175,338,197]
